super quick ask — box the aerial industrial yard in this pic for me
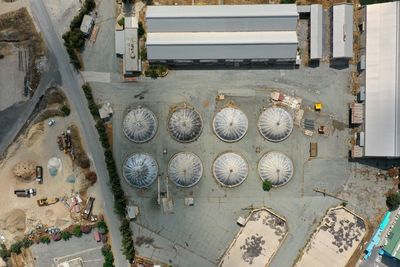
[0,0,399,267]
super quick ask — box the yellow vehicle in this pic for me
[314,102,323,111]
[37,197,59,207]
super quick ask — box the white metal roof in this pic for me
[146,4,298,18]
[147,31,298,45]
[310,4,323,59]
[365,1,400,157]
[332,4,353,58]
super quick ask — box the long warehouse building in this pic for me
[364,1,400,157]
[145,5,299,62]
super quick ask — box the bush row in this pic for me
[82,83,135,262]
[62,0,96,69]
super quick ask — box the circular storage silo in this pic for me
[168,152,203,187]
[168,107,203,143]
[212,152,248,187]
[123,153,158,188]
[258,107,293,142]
[213,107,248,143]
[123,106,157,143]
[258,151,294,187]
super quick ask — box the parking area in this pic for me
[30,234,104,267]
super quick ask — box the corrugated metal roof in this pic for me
[310,4,323,59]
[365,1,400,157]
[332,4,353,58]
[147,31,298,45]
[146,4,298,18]
[384,219,400,260]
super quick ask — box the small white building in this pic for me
[80,15,94,36]
[332,4,353,59]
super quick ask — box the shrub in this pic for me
[0,244,10,258]
[40,236,51,244]
[138,22,145,37]
[10,242,23,254]
[22,238,33,248]
[73,225,82,237]
[117,17,125,27]
[262,180,272,191]
[85,171,97,185]
[387,192,400,211]
[103,250,114,266]
[140,47,147,61]
[61,231,72,241]
[281,0,295,3]
[97,221,109,234]
[61,105,71,116]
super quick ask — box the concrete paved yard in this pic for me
[31,234,104,267]
[87,63,360,267]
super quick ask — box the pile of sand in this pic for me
[12,161,36,181]
[24,122,44,147]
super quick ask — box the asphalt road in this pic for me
[0,58,58,158]
[29,1,127,266]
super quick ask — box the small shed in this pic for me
[80,15,94,36]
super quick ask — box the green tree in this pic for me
[262,180,273,191]
[73,225,82,237]
[10,242,23,254]
[40,236,51,244]
[387,192,400,211]
[61,105,71,116]
[97,221,109,234]
[61,231,72,241]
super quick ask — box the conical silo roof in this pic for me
[213,107,248,142]
[168,107,203,143]
[123,153,158,188]
[258,151,293,187]
[213,152,248,187]
[258,107,293,142]
[168,152,203,187]
[123,106,157,143]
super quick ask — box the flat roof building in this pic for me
[145,5,298,63]
[310,4,323,59]
[123,17,140,75]
[365,1,400,157]
[332,4,353,58]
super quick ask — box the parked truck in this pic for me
[82,197,95,220]
[14,188,36,197]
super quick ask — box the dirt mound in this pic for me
[24,122,44,147]
[12,161,36,181]
[0,209,26,234]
